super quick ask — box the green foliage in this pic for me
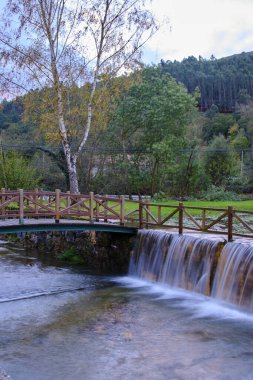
[153,191,166,201]
[108,67,195,148]
[1,57,253,196]
[161,52,253,111]
[199,185,240,201]
[0,152,41,189]
[205,104,219,119]
[203,113,235,142]
[0,112,9,131]
[102,66,196,195]
[238,89,251,105]
[230,129,250,150]
[170,153,210,197]
[0,98,26,136]
[204,135,239,187]
[1,98,23,124]
[58,247,85,264]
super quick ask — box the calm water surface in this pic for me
[1,240,253,380]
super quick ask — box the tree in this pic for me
[0,151,40,189]
[229,125,250,151]
[161,52,253,112]
[202,112,235,142]
[102,67,196,195]
[204,135,239,187]
[0,0,157,193]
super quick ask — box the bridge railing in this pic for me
[138,201,253,241]
[0,189,253,240]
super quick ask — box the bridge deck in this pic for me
[0,218,137,235]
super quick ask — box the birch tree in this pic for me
[0,0,157,193]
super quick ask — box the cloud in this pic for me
[144,0,253,62]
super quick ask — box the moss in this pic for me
[58,246,85,264]
[17,231,134,273]
[4,233,20,242]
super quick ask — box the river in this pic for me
[1,239,253,380]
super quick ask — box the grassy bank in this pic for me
[122,199,253,220]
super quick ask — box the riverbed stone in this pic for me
[0,369,12,380]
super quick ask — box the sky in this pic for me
[143,0,253,63]
[0,0,252,67]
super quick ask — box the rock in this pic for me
[0,369,12,380]
[15,231,136,273]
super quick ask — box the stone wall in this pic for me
[19,231,136,273]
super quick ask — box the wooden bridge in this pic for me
[0,189,253,241]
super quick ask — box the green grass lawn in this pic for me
[124,199,253,210]
[122,199,253,220]
[147,199,253,209]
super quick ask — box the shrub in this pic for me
[153,191,166,201]
[199,185,240,201]
[0,152,41,189]
[58,247,85,264]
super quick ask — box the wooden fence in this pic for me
[0,189,253,241]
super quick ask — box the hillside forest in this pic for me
[1,53,253,200]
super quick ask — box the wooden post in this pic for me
[26,192,29,207]
[202,209,206,231]
[67,191,71,219]
[158,205,162,225]
[77,192,81,216]
[34,188,39,217]
[90,191,94,223]
[139,200,143,229]
[145,203,149,228]
[178,202,183,235]
[1,188,5,220]
[95,195,99,222]
[120,195,125,225]
[19,189,24,225]
[228,206,233,242]
[104,195,108,223]
[55,189,60,223]
[40,188,43,210]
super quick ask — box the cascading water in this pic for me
[129,230,253,311]
[211,242,253,309]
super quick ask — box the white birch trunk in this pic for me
[35,0,157,194]
[51,61,79,193]
[55,83,79,194]
[39,1,80,194]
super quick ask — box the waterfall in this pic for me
[129,230,253,310]
[211,243,253,309]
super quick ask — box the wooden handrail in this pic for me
[0,190,252,240]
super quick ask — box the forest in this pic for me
[161,51,253,112]
[1,51,253,200]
